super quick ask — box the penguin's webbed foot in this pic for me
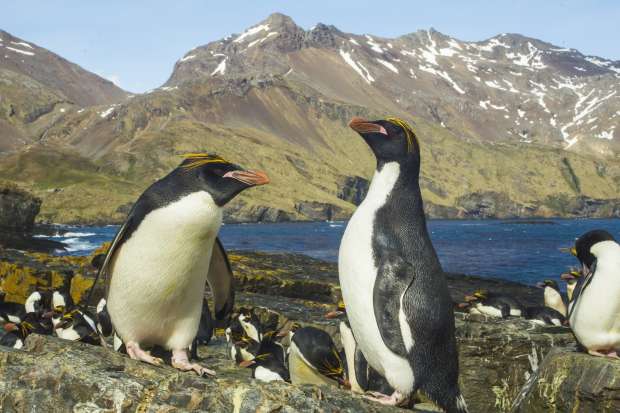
[172,349,216,377]
[588,349,620,359]
[363,390,408,406]
[126,341,164,366]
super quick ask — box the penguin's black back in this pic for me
[525,306,566,325]
[292,327,343,381]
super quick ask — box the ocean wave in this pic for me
[62,237,97,252]
[62,232,97,237]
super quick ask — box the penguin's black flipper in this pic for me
[207,237,235,326]
[373,253,415,357]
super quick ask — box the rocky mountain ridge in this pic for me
[0,14,618,223]
[0,29,128,152]
[167,13,620,156]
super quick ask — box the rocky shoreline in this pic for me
[1,247,619,412]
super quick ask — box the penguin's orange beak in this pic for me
[325,310,344,319]
[238,359,256,368]
[349,117,387,135]
[3,322,18,332]
[223,170,270,186]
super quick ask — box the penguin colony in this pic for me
[0,276,111,349]
[1,119,618,412]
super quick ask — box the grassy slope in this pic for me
[0,77,619,223]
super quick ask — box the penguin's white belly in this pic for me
[570,264,620,350]
[544,288,567,316]
[108,192,222,350]
[338,162,414,394]
[475,303,504,318]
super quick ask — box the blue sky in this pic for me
[2,1,618,93]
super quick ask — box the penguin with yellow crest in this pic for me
[95,153,269,375]
[339,117,467,411]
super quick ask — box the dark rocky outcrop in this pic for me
[455,191,536,219]
[512,348,620,412]
[337,176,369,206]
[294,201,349,221]
[0,184,41,233]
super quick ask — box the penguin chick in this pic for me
[101,154,268,376]
[536,279,567,316]
[288,326,345,387]
[524,306,566,326]
[464,290,524,318]
[568,230,620,359]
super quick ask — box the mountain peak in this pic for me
[260,12,300,31]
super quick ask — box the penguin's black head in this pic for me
[179,153,270,206]
[536,279,560,291]
[464,289,491,303]
[572,230,616,271]
[349,116,420,167]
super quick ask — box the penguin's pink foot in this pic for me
[364,390,408,406]
[588,349,620,359]
[172,349,216,376]
[126,341,163,366]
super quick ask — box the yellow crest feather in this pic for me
[385,117,417,152]
[180,153,230,171]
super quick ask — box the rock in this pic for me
[337,176,369,206]
[511,348,620,412]
[456,191,536,219]
[0,248,580,412]
[455,313,575,412]
[0,184,41,233]
[0,334,413,413]
[294,201,349,221]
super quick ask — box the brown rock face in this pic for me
[0,185,41,232]
[512,348,620,412]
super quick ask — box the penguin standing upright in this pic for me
[339,117,467,411]
[98,154,268,375]
[536,280,567,316]
[568,230,620,358]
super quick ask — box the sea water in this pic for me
[33,219,620,286]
